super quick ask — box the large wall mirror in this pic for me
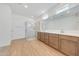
[42,4,79,33]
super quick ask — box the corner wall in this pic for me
[12,14,36,40]
[0,5,12,47]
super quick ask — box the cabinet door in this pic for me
[60,39,76,56]
[44,33,49,44]
[40,32,45,42]
[76,42,79,56]
[49,34,59,49]
[37,32,41,40]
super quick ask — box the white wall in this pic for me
[12,14,28,39]
[12,14,36,40]
[0,5,12,47]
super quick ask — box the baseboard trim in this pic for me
[0,40,11,48]
[0,44,10,49]
[12,37,25,40]
[12,37,37,41]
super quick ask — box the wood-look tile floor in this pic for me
[0,46,10,56]
[0,39,65,56]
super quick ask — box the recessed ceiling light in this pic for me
[24,5,28,8]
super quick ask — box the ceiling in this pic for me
[7,3,57,19]
[45,3,79,19]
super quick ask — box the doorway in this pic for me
[25,21,36,40]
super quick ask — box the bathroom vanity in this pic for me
[37,31,79,56]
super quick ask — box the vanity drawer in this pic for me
[49,33,59,38]
[59,34,79,42]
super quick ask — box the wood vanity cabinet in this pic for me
[59,35,78,56]
[37,32,41,40]
[39,32,45,42]
[37,32,79,56]
[77,42,79,55]
[37,32,49,44]
[44,33,49,44]
[76,41,79,56]
[49,34,59,49]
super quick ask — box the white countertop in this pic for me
[39,30,79,37]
